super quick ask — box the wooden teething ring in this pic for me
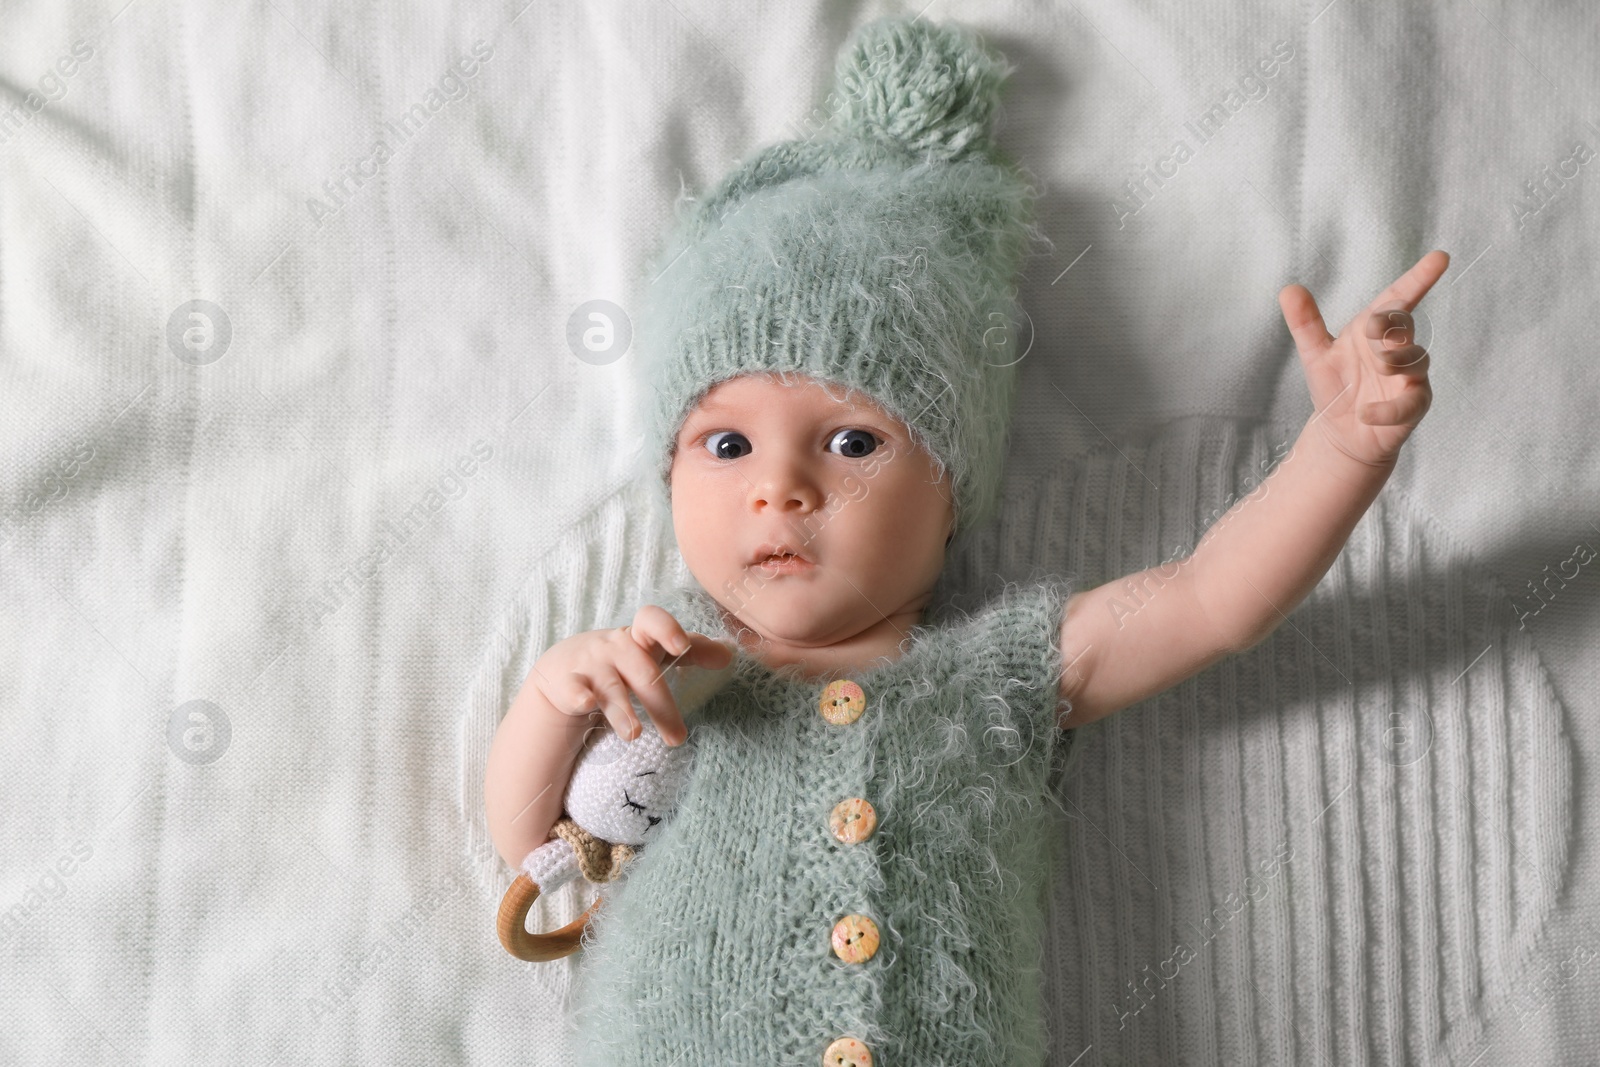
[497,873,605,962]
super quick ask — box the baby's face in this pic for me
[669,372,954,648]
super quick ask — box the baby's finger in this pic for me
[1279,283,1334,358]
[610,645,690,747]
[1365,308,1414,348]
[583,668,645,742]
[608,623,696,743]
[626,607,693,664]
[1374,343,1429,376]
[1365,249,1450,316]
[628,607,737,672]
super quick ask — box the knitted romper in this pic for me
[566,577,1078,1066]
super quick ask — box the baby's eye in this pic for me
[703,431,751,460]
[828,429,879,458]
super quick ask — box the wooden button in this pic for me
[829,798,877,844]
[822,1036,872,1066]
[830,914,879,963]
[819,679,866,724]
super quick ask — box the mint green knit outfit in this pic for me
[568,579,1077,1065]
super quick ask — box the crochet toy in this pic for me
[497,656,736,961]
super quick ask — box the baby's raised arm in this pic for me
[1057,251,1449,728]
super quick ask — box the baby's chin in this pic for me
[710,580,860,640]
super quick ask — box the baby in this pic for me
[483,15,1447,1066]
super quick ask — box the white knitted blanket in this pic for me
[4,2,1595,1064]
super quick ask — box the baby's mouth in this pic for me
[752,552,814,573]
[748,542,814,566]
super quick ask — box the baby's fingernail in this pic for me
[671,639,690,655]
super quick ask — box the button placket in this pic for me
[820,678,879,1065]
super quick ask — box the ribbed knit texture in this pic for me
[565,578,1077,1065]
[632,16,1040,539]
[458,416,1572,1065]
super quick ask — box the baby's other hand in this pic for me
[1279,249,1448,469]
[532,606,734,748]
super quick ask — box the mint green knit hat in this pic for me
[634,15,1039,540]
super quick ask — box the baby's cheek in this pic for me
[838,472,870,504]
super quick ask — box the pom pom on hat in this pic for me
[828,16,1016,161]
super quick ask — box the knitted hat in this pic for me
[632,15,1040,541]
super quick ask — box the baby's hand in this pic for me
[1279,249,1449,468]
[532,605,735,747]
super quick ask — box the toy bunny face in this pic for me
[564,706,699,847]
